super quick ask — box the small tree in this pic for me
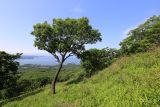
[79,48,119,77]
[31,17,101,94]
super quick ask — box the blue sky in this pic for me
[0,0,160,55]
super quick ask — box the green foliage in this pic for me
[0,51,21,99]
[31,17,102,63]
[79,48,119,77]
[3,47,160,107]
[0,51,21,89]
[120,15,160,54]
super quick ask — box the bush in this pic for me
[79,48,119,77]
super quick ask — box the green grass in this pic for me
[3,48,160,107]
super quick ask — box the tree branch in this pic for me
[64,53,73,61]
[52,53,60,63]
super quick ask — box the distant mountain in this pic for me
[19,55,40,59]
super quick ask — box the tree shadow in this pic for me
[66,74,85,85]
[0,88,44,106]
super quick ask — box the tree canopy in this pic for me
[31,17,101,62]
[120,15,160,54]
[0,51,21,90]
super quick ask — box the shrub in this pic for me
[79,48,119,77]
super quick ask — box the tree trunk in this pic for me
[51,60,64,94]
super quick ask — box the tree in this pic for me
[79,48,119,77]
[0,51,21,90]
[31,17,102,94]
[0,51,21,99]
[120,15,160,55]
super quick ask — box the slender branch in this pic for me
[64,53,73,61]
[52,53,60,63]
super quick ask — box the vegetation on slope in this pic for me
[120,15,160,54]
[3,47,160,107]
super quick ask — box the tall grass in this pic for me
[3,48,160,107]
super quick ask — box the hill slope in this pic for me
[3,48,160,107]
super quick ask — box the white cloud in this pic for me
[121,25,138,39]
[122,16,152,38]
[71,7,84,13]
[123,26,136,36]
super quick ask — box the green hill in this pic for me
[3,48,160,107]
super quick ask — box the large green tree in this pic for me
[31,17,101,94]
[120,15,160,54]
[0,51,21,90]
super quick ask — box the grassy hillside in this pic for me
[3,48,160,107]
